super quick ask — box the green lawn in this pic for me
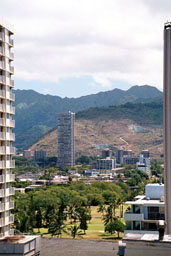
[34,205,128,241]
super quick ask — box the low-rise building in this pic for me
[124,184,165,234]
[96,158,116,170]
[23,150,34,161]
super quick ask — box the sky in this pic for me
[0,0,169,97]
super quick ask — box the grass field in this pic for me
[34,205,128,241]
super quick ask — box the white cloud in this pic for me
[0,0,167,90]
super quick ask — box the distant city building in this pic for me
[124,184,165,234]
[58,112,75,167]
[121,156,139,165]
[34,150,47,161]
[102,148,112,159]
[96,158,116,170]
[141,150,150,158]
[23,149,34,161]
[84,170,100,176]
[136,152,150,175]
[117,149,134,163]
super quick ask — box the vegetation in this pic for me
[105,220,125,238]
[77,102,163,126]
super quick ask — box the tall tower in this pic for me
[0,19,15,238]
[58,112,75,168]
[164,22,171,234]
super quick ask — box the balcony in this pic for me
[0,175,4,183]
[6,105,15,115]
[9,201,14,209]
[6,146,16,155]
[6,119,15,128]
[6,160,15,168]
[0,189,4,197]
[124,212,144,221]
[0,218,4,227]
[6,132,15,141]
[9,52,14,60]
[0,132,5,140]
[0,47,4,56]
[9,38,14,46]
[9,66,14,74]
[9,187,15,195]
[9,215,14,224]
[0,32,4,41]
[0,104,5,112]
[0,61,5,70]
[0,90,5,98]
[9,80,14,88]
[0,147,5,154]
[0,76,5,84]
[0,118,5,126]
[6,174,15,182]
[146,213,165,220]
[0,160,15,169]
[0,161,5,168]
[0,203,4,212]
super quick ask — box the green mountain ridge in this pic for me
[13,85,163,150]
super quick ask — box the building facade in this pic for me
[34,150,47,161]
[96,158,116,170]
[124,184,165,234]
[57,112,75,168]
[0,20,15,238]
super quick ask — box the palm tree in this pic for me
[67,225,82,239]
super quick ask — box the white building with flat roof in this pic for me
[124,184,165,234]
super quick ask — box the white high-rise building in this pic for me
[0,19,15,238]
[58,112,75,168]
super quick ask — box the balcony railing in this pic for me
[0,76,5,84]
[6,132,15,141]
[0,32,4,41]
[146,213,165,220]
[0,118,5,126]
[9,187,15,195]
[0,189,4,197]
[0,132,5,140]
[9,52,14,60]
[0,203,4,212]
[6,119,15,128]
[9,38,14,46]
[9,201,14,209]
[9,229,14,236]
[0,90,5,98]
[9,66,14,73]
[9,92,15,101]
[0,61,5,70]
[0,160,15,168]
[0,104,5,112]
[9,215,14,224]
[0,218,4,227]
[9,174,15,182]
[0,175,4,183]
[6,105,15,115]
[5,146,16,155]
[0,47,4,55]
[10,80,14,88]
